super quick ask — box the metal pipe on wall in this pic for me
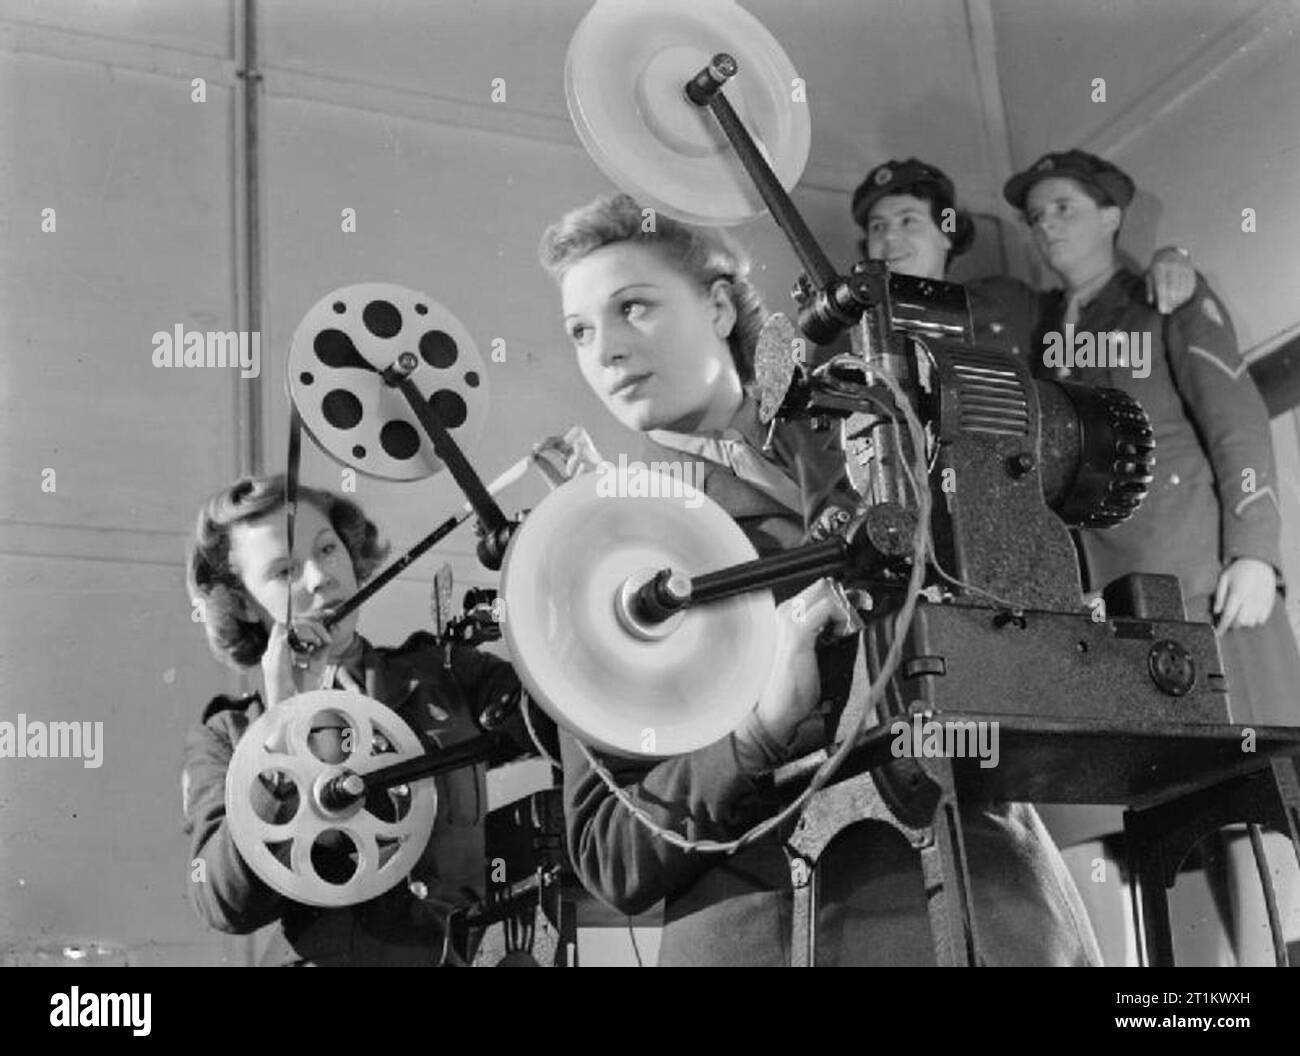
[234,0,263,480]
[232,0,263,968]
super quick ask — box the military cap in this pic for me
[851,157,957,228]
[1003,149,1135,210]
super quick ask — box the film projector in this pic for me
[553,0,1300,967]
[221,0,1300,967]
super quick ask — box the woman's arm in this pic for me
[563,578,859,914]
[1165,280,1283,626]
[182,708,288,934]
[562,715,786,915]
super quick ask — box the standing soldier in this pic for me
[1004,148,1300,965]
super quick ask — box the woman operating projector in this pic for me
[536,193,1102,966]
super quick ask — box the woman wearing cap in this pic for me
[850,156,1195,358]
[1004,148,1300,965]
[537,192,1102,966]
[851,156,1209,962]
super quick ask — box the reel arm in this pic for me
[685,54,876,345]
[686,54,837,294]
[316,733,504,812]
[315,705,558,817]
[382,355,517,569]
[312,509,469,643]
[289,433,555,659]
[629,505,916,625]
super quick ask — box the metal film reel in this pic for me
[287,283,489,482]
[565,0,811,225]
[225,690,438,907]
[500,473,777,757]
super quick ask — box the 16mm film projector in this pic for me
[222,0,1300,966]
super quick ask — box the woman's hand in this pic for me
[1146,247,1196,315]
[261,616,332,709]
[1213,557,1278,631]
[749,578,862,751]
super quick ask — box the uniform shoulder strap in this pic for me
[201,691,263,724]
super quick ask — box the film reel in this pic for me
[565,0,811,225]
[225,690,438,907]
[287,283,489,482]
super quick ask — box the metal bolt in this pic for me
[666,572,692,602]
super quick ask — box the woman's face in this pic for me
[1024,177,1119,277]
[229,500,360,653]
[864,194,950,280]
[560,242,742,434]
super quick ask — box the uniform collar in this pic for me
[1049,267,1142,323]
[650,391,843,481]
[326,633,397,703]
[649,391,767,451]
[726,392,771,450]
[1078,268,1145,322]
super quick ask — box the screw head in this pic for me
[713,53,738,77]
[1009,452,1035,476]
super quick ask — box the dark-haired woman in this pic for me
[852,156,1195,358]
[181,476,524,965]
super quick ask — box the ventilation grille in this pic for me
[951,355,1029,436]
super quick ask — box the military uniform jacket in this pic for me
[1032,268,1282,600]
[968,274,1041,359]
[182,632,521,966]
[562,397,1099,965]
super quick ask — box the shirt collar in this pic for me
[722,392,769,449]
[1049,266,1139,322]
[649,391,768,451]
[1066,264,1119,312]
[1079,267,1144,320]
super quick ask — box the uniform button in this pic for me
[1170,473,1180,486]
[409,880,429,900]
